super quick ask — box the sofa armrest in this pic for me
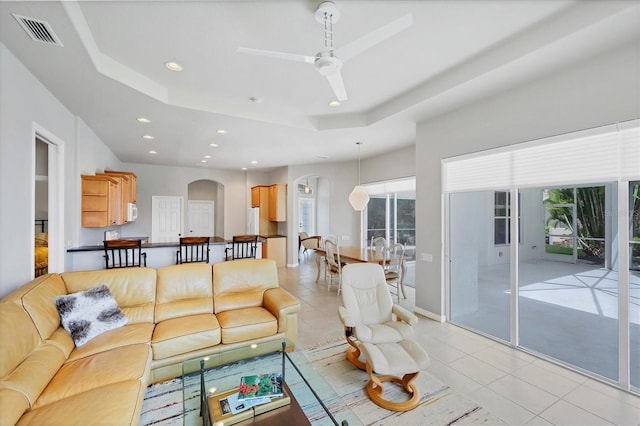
[392,304,418,325]
[263,288,301,333]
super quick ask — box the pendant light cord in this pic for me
[357,142,362,185]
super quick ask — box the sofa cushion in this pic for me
[17,380,145,426]
[33,343,151,408]
[212,259,279,313]
[55,285,127,347]
[0,387,30,426]
[61,268,157,324]
[152,313,221,360]
[1,341,66,408]
[0,302,41,379]
[155,263,213,323]
[216,307,277,344]
[9,274,68,341]
[66,322,154,362]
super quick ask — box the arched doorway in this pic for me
[187,179,224,237]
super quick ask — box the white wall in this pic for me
[416,40,640,318]
[121,163,247,241]
[285,145,416,266]
[0,42,77,297]
[77,119,123,247]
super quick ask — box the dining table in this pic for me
[313,245,387,283]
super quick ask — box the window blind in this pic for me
[443,120,639,192]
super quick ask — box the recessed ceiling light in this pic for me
[251,160,258,164]
[209,143,219,147]
[136,117,151,123]
[204,155,211,159]
[317,155,330,159]
[216,129,227,134]
[241,167,247,171]
[148,150,157,154]
[143,135,154,140]
[164,61,182,71]
[328,100,341,107]
[201,159,207,163]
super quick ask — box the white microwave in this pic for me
[127,203,138,222]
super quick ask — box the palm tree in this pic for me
[544,187,605,260]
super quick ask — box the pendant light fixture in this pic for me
[304,177,311,194]
[349,142,370,211]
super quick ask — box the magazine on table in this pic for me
[218,392,272,415]
[237,372,283,401]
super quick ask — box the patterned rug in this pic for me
[141,341,506,426]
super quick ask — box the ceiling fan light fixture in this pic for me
[164,61,182,72]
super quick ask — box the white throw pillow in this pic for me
[55,284,127,346]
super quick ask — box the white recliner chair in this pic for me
[338,263,430,411]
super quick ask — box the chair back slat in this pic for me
[177,236,210,264]
[103,239,146,269]
[225,235,258,261]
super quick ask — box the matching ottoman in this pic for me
[360,339,430,412]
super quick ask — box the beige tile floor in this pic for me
[280,254,640,426]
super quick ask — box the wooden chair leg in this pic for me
[365,362,421,412]
[344,329,366,370]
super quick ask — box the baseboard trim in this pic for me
[414,306,445,323]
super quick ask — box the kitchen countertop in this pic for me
[67,236,228,252]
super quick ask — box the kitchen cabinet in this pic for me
[251,185,276,235]
[262,236,286,267]
[103,170,137,223]
[251,186,262,208]
[81,175,120,227]
[268,183,286,222]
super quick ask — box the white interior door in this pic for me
[187,200,214,237]
[152,196,183,243]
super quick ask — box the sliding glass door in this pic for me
[449,191,510,341]
[519,184,619,381]
[630,181,639,389]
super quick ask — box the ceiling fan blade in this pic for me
[335,13,413,63]
[326,71,348,101]
[237,47,316,64]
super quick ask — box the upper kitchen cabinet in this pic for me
[268,184,286,222]
[104,170,137,203]
[251,185,264,208]
[103,170,137,223]
[81,175,120,227]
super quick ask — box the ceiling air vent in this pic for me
[12,14,63,47]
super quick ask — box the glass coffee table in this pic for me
[182,339,349,426]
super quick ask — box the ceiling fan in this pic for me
[237,1,413,102]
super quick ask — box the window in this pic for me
[363,177,416,258]
[494,191,509,245]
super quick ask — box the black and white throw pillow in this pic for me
[55,284,127,347]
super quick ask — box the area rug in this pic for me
[140,341,506,426]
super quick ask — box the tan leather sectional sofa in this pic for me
[0,259,300,426]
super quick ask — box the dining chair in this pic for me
[103,239,146,269]
[176,236,210,264]
[225,235,258,261]
[318,234,338,281]
[371,236,387,253]
[298,232,321,259]
[324,239,343,294]
[384,243,406,303]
